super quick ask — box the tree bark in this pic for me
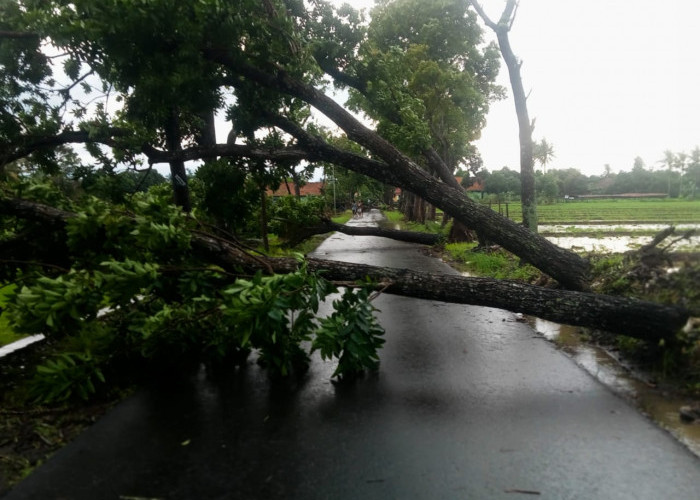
[164,109,191,212]
[144,110,589,289]
[263,115,590,290]
[286,220,440,247]
[470,0,538,232]
[190,229,688,342]
[5,65,584,289]
[260,187,269,252]
[0,197,689,342]
[203,54,587,286]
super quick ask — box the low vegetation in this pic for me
[0,186,377,492]
[382,209,449,236]
[444,242,541,282]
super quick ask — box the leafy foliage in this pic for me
[193,159,258,233]
[444,242,541,282]
[472,146,700,201]
[345,0,502,164]
[313,285,385,378]
[29,351,105,404]
[2,182,386,403]
[268,195,327,239]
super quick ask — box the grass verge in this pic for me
[381,210,450,236]
[443,242,542,282]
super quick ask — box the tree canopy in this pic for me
[1,0,594,289]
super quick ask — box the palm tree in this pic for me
[659,150,676,197]
[675,152,688,197]
[533,138,555,174]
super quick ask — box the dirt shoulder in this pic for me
[0,338,123,494]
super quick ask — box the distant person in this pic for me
[357,200,363,218]
[351,201,357,218]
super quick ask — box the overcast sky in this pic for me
[329,0,700,177]
[474,0,700,176]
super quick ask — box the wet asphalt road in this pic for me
[4,209,700,499]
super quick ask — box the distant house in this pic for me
[267,181,326,198]
[465,179,485,198]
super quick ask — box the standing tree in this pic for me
[685,146,700,198]
[660,149,677,197]
[674,151,688,198]
[469,0,538,232]
[339,0,502,230]
[533,138,555,174]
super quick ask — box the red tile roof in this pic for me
[267,181,326,197]
[466,179,484,192]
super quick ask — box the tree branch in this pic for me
[284,220,440,247]
[1,128,131,167]
[141,143,312,165]
[0,31,40,40]
[0,197,689,342]
[468,1,498,30]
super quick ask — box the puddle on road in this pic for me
[527,317,700,457]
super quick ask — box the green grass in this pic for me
[331,210,353,224]
[381,210,448,235]
[444,242,541,282]
[486,199,700,224]
[383,210,405,223]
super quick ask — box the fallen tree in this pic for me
[1,197,688,342]
[0,0,592,291]
[284,219,441,247]
[203,56,592,291]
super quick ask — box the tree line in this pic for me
[466,147,700,201]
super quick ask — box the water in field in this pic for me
[528,317,700,458]
[540,223,700,253]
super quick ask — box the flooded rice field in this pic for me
[528,317,700,458]
[541,223,700,253]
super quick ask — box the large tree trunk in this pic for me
[469,1,537,232]
[260,187,269,252]
[164,109,191,212]
[0,197,689,342]
[191,232,688,343]
[206,58,589,289]
[195,109,217,149]
[285,220,440,247]
[500,27,537,232]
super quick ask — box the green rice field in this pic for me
[486,199,700,224]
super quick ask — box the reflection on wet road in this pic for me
[529,317,700,457]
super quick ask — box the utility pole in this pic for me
[332,164,337,213]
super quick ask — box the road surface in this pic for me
[4,209,700,499]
